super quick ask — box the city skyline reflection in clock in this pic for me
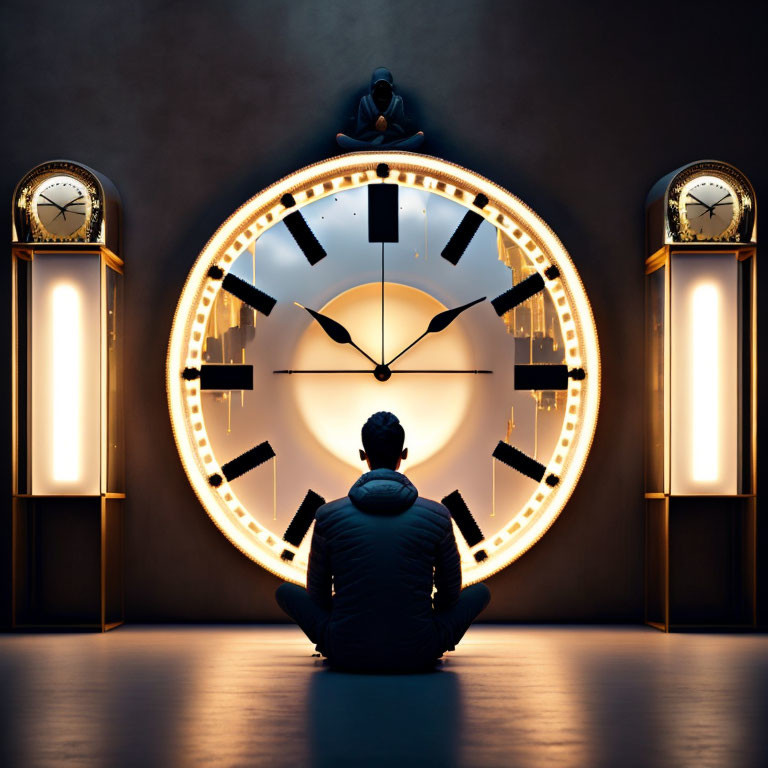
[167,153,601,585]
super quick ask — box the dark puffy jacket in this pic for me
[308,468,461,672]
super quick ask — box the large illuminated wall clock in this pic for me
[167,153,600,584]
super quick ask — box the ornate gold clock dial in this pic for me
[167,153,601,584]
[679,175,738,241]
[31,174,92,240]
[664,160,755,245]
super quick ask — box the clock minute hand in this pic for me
[39,193,66,212]
[62,194,85,212]
[386,297,486,366]
[40,193,70,221]
[296,303,378,366]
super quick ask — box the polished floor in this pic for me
[0,626,767,767]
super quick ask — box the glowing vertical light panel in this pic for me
[691,284,719,483]
[31,254,101,495]
[51,284,81,482]
[671,253,738,495]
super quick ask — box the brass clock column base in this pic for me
[645,495,756,632]
[12,495,125,632]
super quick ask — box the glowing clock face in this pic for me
[679,175,739,241]
[167,153,600,584]
[31,174,92,239]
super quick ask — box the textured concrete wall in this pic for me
[2,0,765,622]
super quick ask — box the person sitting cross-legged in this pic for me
[275,411,490,673]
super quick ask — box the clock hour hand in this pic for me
[686,193,710,209]
[295,303,378,366]
[386,297,486,366]
[706,193,732,218]
[39,194,68,217]
[55,203,86,220]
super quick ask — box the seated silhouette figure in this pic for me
[276,412,490,673]
[336,68,425,151]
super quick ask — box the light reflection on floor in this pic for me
[0,626,766,767]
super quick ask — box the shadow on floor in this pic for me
[308,666,462,768]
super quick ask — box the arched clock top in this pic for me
[167,151,601,585]
[646,159,756,256]
[12,159,121,253]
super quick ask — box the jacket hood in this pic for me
[348,469,418,515]
[370,67,394,89]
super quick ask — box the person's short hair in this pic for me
[361,411,405,469]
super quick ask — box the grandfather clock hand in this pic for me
[39,193,69,221]
[54,195,86,222]
[706,193,732,219]
[62,194,86,212]
[386,297,486,366]
[687,193,709,209]
[295,303,378,366]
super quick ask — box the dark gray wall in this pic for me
[2,0,766,622]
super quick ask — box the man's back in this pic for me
[308,469,461,672]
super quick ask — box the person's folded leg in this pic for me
[275,583,330,649]
[434,583,491,653]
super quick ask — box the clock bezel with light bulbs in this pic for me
[167,152,601,585]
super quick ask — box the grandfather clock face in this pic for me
[31,174,92,240]
[679,175,739,240]
[167,153,600,584]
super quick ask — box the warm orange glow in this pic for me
[292,283,474,470]
[51,284,81,482]
[32,254,101,495]
[670,253,738,494]
[691,284,719,482]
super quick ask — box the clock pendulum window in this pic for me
[644,159,757,631]
[168,154,601,585]
[11,160,125,631]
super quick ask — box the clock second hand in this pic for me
[381,242,385,365]
[273,369,493,374]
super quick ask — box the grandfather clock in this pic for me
[644,160,756,631]
[11,160,124,630]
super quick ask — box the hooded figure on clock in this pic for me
[276,411,491,673]
[336,68,425,151]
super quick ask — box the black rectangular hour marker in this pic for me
[283,489,326,547]
[492,273,544,316]
[493,441,544,481]
[441,194,488,265]
[283,210,327,265]
[221,441,275,483]
[514,364,569,391]
[493,441,559,486]
[221,273,277,315]
[368,184,399,242]
[441,490,484,547]
[492,265,560,316]
[199,364,253,391]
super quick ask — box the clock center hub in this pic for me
[374,364,391,382]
